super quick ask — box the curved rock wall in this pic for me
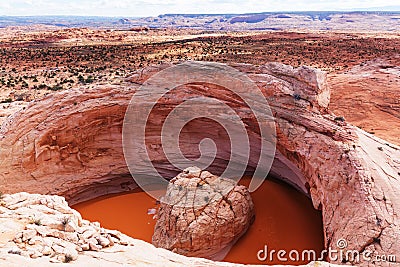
[0,62,399,266]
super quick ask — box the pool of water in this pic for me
[225,177,324,265]
[72,177,324,265]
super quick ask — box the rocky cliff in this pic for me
[0,61,399,266]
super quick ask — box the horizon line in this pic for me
[1,10,400,18]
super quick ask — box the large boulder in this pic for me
[152,166,255,260]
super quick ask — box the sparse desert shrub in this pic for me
[38,84,48,89]
[63,254,74,263]
[77,74,85,83]
[85,75,94,83]
[8,249,21,255]
[334,116,345,122]
[50,85,63,91]
[1,98,12,103]
[21,81,28,88]
[29,216,42,226]
[60,216,71,230]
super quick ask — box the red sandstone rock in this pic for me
[0,62,399,266]
[152,166,255,260]
[329,58,400,146]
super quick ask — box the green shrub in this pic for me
[38,84,48,89]
[0,98,12,104]
[85,76,94,83]
[50,85,63,91]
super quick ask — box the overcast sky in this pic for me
[0,0,399,17]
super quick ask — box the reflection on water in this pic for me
[72,177,324,265]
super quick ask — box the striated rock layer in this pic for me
[329,58,400,146]
[0,61,399,266]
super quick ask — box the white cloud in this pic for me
[0,0,398,16]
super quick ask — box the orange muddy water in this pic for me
[73,177,324,265]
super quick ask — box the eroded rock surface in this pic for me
[0,192,132,263]
[0,192,342,267]
[0,61,399,266]
[152,166,255,260]
[329,58,400,146]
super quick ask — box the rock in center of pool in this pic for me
[152,166,255,260]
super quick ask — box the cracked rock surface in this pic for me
[0,191,341,267]
[152,166,255,260]
[0,192,133,264]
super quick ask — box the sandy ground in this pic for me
[0,28,399,145]
[329,58,400,145]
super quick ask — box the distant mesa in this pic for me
[229,13,293,24]
[1,12,400,31]
[230,14,269,24]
